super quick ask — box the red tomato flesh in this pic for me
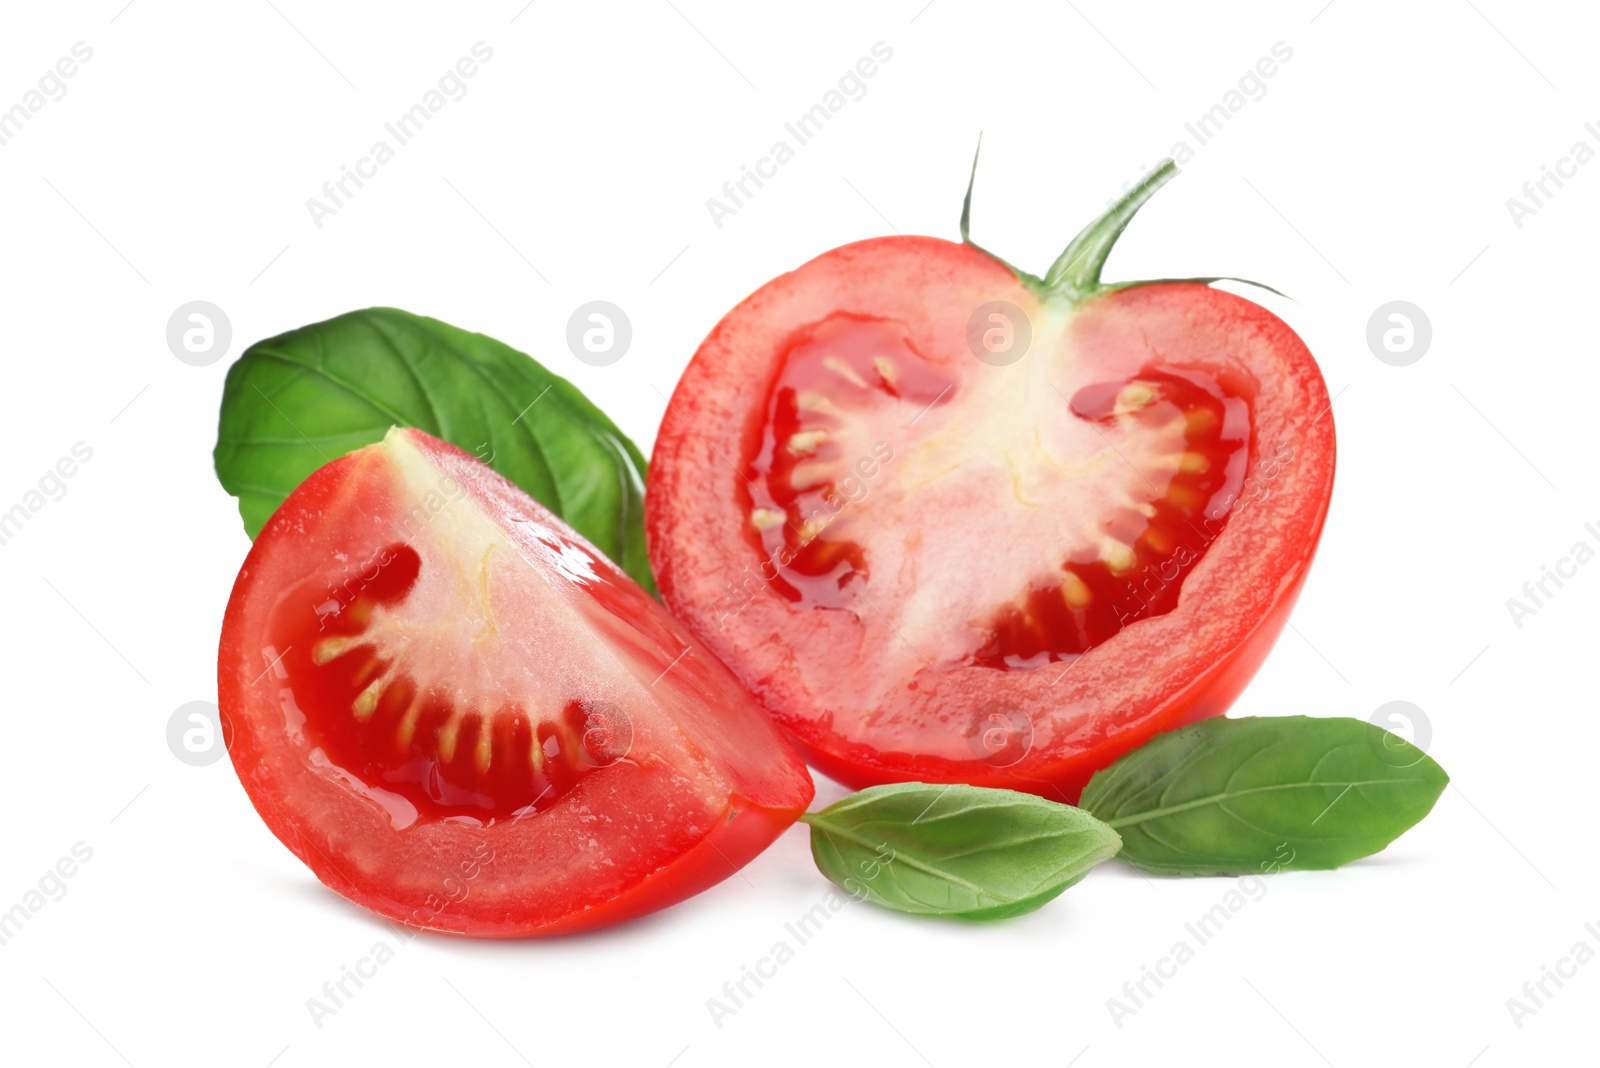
[648,231,1335,802]
[219,428,813,936]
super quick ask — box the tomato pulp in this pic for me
[646,159,1336,802]
[219,428,814,936]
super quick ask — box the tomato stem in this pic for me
[960,144,1181,305]
[1042,158,1178,302]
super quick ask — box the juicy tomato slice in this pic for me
[648,237,1335,802]
[219,428,813,936]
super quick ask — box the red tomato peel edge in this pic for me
[646,157,1337,803]
[219,428,814,937]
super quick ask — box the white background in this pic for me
[0,1,1593,1065]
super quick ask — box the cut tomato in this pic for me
[647,159,1336,802]
[219,427,813,936]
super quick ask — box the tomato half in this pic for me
[646,160,1336,802]
[219,428,813,936]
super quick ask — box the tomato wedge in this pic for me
[219,428,813,936]
[647,159,1336,802]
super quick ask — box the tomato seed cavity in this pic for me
[741,312,1253,671]
[282,543,620,824]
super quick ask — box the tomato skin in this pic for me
[258,787,801,938]
[219,429,814,937]
[647,236,1335,803]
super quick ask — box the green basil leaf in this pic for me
[213,307,655,595]
[801,783,1121,920]
[1080,716,1449,875]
